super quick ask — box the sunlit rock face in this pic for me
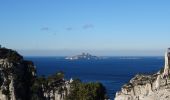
[114,48,170,100]
[163,48,170,77]
[42,79,72,100]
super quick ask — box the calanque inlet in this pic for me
[0,47,106,100]
[1,47,170,100]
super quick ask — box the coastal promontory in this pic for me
[114,48,170,100]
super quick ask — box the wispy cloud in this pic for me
[66,27,73,31]
[83,24,94,29]
[41,27,49,31]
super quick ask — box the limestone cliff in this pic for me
[0,48,72,100]
[41,77,72,100]
[114,48,170,100]
[0,48,36,100]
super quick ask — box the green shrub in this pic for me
[66,79,106,100]
[0,48,23,62]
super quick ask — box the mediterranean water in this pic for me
[25,56,164,99]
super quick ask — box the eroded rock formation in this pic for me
[0,48,36,100]
[0,48,72,100]
[114,48,170,100]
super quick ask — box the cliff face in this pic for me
[0,48,36,100]
[43,80,71,100]
[0,48,72,100]
[114,49,170,100]
[42,78,72,100]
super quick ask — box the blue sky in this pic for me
[0,0,170,56]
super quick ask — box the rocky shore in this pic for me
[114,49,170,100]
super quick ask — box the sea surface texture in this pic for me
[25,57,163,99]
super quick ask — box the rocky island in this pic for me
[65,53,101,60]
[114,48,170,100]
[0,47,106,100]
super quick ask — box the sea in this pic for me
[25,56,164,100]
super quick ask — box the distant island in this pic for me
[65,53,101,60]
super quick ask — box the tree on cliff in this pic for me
[66,79,107,100]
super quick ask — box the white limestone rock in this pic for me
[115,48,170,100]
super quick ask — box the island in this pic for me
[65,53,101,60]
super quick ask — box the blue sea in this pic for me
[25,56,164,99]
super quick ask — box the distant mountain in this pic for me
[65,53,101,60]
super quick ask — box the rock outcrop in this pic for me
[0,48,36,100]
[114,48,170,100]
[0,48,73,100]
[42,79,72,100]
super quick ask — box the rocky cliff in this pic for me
[114,49,170,100]
[0,48,36,100]
[0,48,74,100]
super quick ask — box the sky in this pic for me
[0,0,170,56]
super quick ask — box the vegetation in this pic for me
[30,73,107,100]
[13,61,36,100]
[47,71,65,83]
[66,79,107,100]
[30,76,46,100]
[160,67,164,74]
[0,48,23,62]
[30,71,65,100]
